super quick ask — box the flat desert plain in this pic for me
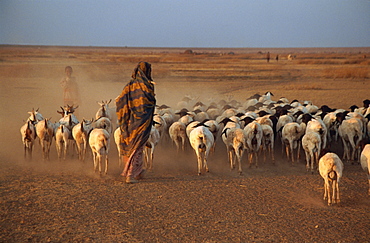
[1,45,370,242]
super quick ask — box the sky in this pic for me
[1,0,369,48]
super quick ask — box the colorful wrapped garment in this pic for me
[116,64,156,178]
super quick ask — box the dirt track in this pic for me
[1,46,370,242]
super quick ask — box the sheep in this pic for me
[302,131,322,173]
[306,118,328,150]
[144,124,161,171]
[72,119,93,161]
[55,124,71,161]
[193,109,210,122]
[260,124,275,163]
[276,114,294,152]
[176,109,194,126]
[89,128,110,175]
[360,144,370,195]
[20,120,36,159]
[204,119,220,152]
[244,121,263,168]
[169,121,187,153]
[189,123,215,175]
[319,152,344,206]
[35,118,54,160]
[337,116,363,163]
[281,122,306,164]
[206,105,220,120]
[221,127,247,174]
[95,99,112,120]
[186,121,200,138]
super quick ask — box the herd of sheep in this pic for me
[20,92,370,206]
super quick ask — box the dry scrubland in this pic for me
[1,45,370,242]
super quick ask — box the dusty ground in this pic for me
[1,45,370,242]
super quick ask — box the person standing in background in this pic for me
[60,66,80,107]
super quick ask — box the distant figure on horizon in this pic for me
[266,52,270,62]
[60,66,80,108]
[276,55,279,62]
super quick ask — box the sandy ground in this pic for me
[1,45,370,242]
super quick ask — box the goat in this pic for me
[27,108,44,124]
[55,124,71,161]
[360,143,370,195]
[89,128,110,175]
[114,127,125,168]
[72,119,93,161]
[302,131,321,173]
[189,123,215,175]
[95,99,112,120]
[58,105,79,125]
[319,152,344,206]
[35,118,54,160]
[221,127,247,174]
[244,121,263,168]
[144,123,161,171]
[94,116,113,134]
[20,120,36,159]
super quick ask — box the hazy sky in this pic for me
[1,1,369,48]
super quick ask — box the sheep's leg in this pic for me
[249,153,253,168]
[334,180,340,204]
[270,144,275,163]
[305,151,310,172]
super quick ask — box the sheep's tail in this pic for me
[328,170,337,181]
[198,135,206,152]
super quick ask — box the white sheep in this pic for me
[144,125,161,171]
[306,118,327,150]
[89,128,110,175]
[281,122,306,164]
[338,117,363,163]
[189,124,215,175]
[319,152,344,206]
[20,120,36,159]
[260,124,275,163]
[169,121,187,153]
[221,127,247,174]
[244,121,263,168]
[72,119,93,161]
[302,131,321,173]
[35,118,54,160]
[360,144,370,195]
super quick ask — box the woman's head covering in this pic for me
[132,61,153,81]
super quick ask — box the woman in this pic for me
[116,62,156,183]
